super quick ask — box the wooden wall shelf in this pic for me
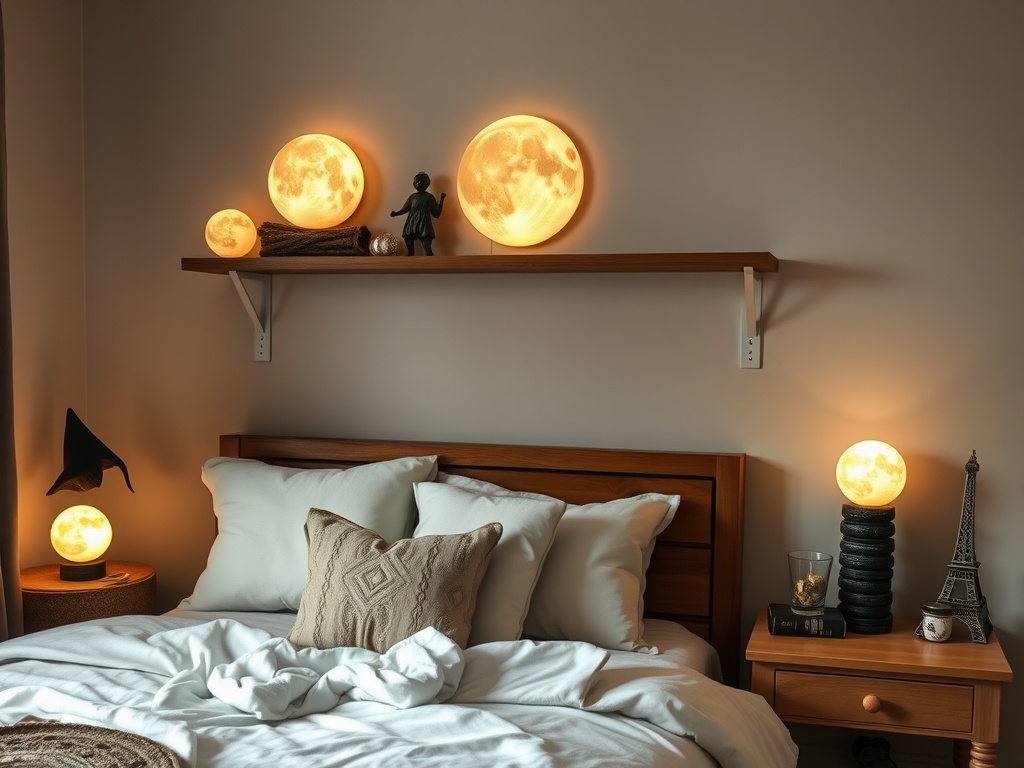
[180,251,778,276]
[181,251,779,365]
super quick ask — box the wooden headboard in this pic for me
[220,434,746,686]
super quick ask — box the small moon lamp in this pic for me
[268,133,364,229]
[205,209,257,257]
[370,232,404,256]
[457,115,584,247]
[50,504,113,581]
[836,440,907,508]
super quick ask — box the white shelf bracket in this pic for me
[741,266,763,369]
[229,271,272,362]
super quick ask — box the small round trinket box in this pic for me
[920,601,954,642]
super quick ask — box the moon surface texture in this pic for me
[458,115,584,247]
[268,134,364,229]
[205,208,257,257]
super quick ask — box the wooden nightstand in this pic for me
[746,609,1013,767]
[21,561,157,633]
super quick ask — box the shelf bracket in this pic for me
[229,271,271,362]
[741,266,762,369]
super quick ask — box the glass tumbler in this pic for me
[789,550,833,615]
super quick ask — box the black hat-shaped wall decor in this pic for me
[45,408,134,496]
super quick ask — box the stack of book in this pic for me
[767,603,847,637]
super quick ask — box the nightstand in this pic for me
[21,561,157,633]
[746,609,1013,768]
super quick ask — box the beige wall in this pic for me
[7,1,1023,764]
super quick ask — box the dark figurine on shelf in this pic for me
[390,172,446,255]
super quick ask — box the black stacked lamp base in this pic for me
[837,504,895,634]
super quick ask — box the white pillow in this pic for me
[412,482,566,645]
[180,455,438,612]
[438,473,678,652]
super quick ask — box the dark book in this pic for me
[767,603,847,637]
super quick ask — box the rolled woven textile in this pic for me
[257,222,371,255]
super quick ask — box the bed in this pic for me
[0,434,797,768]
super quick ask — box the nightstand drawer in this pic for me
[775,671,974,732]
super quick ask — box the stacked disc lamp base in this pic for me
[838,504,895,633]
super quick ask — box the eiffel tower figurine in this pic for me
[916,451,993,642]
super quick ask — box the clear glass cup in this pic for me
[789,550,833,615]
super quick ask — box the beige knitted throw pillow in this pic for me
[289,508,501,652]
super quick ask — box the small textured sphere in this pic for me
[205,209,257,257]
[370,232,404,256]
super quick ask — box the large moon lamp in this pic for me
[457,115,584,247]
[50,504,113,581]
[836,440,907,507]
[268,133,364,229]
[205,209,257,257]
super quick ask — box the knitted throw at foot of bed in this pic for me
[0,722,183,767]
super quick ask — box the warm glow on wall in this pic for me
[205,209,257,257]
[836,440,907,508]
[50,504,112,563]
[268,134,364,229]
[457,115,584,247]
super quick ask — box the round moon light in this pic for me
[50,505,112,563]
[457,115,584,247]
[836,440,907,508]
[205,208,257,257]
[268,133,364,229]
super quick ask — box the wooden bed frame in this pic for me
[220,434,746,686]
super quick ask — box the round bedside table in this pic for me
[21,560,157,633]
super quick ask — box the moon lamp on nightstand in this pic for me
[205,209,257,257]
[45,407,134,581]
[50,504,112,581]
[835,439,907,634]
[268,133,364,229]
[457,115,584,247]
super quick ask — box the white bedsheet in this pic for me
[0,613,797,768]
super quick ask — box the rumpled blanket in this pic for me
[151,621,606,721]
[0,616,797,768]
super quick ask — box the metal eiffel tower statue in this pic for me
[917,451,992,642]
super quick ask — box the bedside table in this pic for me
[21,561,157,633]
[746,609,1013,768]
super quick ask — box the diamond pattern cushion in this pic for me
[289,508,502,652]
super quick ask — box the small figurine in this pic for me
[390,172,446,255]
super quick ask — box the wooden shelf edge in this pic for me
[181,251,779,276]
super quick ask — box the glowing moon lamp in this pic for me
[268,133,364,229]
[205,209,257,257]
[50,504,112,563]
[836,440,907,508]
[457,115,584,247]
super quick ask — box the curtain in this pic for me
[0,4,22,641]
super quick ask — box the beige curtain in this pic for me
[0,5,23,641]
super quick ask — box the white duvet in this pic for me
[0,615,797,768]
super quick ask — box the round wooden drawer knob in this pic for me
[862,694,882,713]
